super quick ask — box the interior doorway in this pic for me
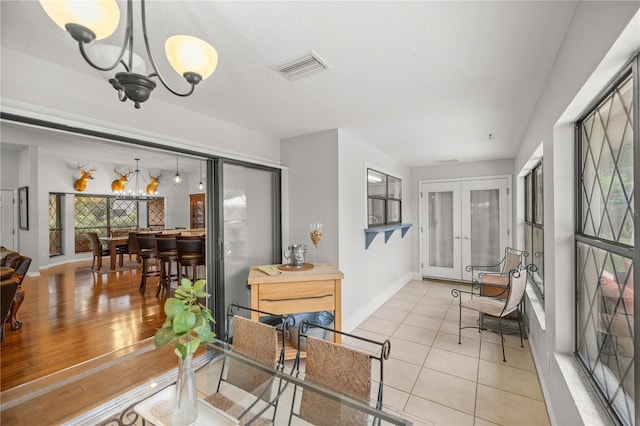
[0,189,16,250]
[420,176,511,281]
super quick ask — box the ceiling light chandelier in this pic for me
[114,158,158,201]
[198,161,204,191]
[39,0,218,109]
[173,156,182,185]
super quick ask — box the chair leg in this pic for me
[499,317,506,362]
[458,302,462,345]
[156,260,165,297]
[139,258,148,295]
[517,305,524,348]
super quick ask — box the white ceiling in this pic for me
[0,1,578,167]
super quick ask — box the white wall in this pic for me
[409,158,515,274]
[1,48,282,167]
[338,129,412,331]
[281,130,340,267]
[513,3,640,425]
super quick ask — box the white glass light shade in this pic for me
[39,0,120,41]
[173,173,182,185]
[165,35,218,80]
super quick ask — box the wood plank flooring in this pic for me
[0,260,167,391]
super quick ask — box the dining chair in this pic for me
[205,303,289,425]
[451,267,530,362]
[154,234,179,298]
[86,232,115,270]
[135,233,160,295]
[289,321,391,426]
[176,235,205,283]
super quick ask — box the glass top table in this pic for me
[0,337,425,425]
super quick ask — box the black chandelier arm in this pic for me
[75,0,135,73]
[141,0,199,97]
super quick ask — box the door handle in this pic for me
[454,235,461,240]
[463,236,470,240]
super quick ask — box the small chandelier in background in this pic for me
[113,158,158,202]
[173,156,182,186]
[39,0,218,109]
[198,161,204,191]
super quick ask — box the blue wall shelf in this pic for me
[364,223,412,249]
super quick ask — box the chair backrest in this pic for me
[176,235,204,257]
[128,232,140,254]
[111,229,129,238]
[135,233,156,251]
[154,234,177,252]
[503,269,528,316]
[299,336,372,425]
[502,247,527,274]
[86,232,103,256]
[226,315,279,397]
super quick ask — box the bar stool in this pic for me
[136,233,160,295]
[176,235,205,283]
[155,234,179,298]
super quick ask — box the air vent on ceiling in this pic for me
[272,52,329,81]
[436,158,459,164]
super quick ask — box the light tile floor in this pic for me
[345,278,550,426]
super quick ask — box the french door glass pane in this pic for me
[427,191,453,268]
[223,163,276,318]
[469,189,500,269]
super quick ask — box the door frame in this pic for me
[418,174,512,281]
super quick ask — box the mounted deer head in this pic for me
[146,173,161,195]
[73,166,97,192]
[111,168,133,193]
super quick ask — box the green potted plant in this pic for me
[154,278,215,425]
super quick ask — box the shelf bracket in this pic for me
[364,223,412,249]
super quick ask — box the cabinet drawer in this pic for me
[258,280,335,315]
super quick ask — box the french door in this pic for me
[420,177,510,281]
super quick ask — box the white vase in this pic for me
[172,353,198,425]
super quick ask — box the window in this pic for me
[48,193,63,257]
[74,195,138,253]
[576,64,635,425]
[367,168,402,227]
[147,198,166,231]
[524,161,544,298]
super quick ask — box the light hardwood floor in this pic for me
[0,259,166,391]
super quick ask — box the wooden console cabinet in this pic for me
[247,263,343,359]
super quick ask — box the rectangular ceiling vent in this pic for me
[272,52,329,81]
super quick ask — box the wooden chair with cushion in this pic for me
[135,233,160,295]
[176,235,205,283]
[86,232,113,270]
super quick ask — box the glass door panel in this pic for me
[222,163,278,322]
[421,181,461,280]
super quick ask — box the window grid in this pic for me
[147,198,165,231]
[367,168,402,227]
[74,195,138,253]
[576,64,635,426]
[524,161,544,298]
[48,193,63,257]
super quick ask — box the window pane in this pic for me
[368,198,385,226]
[387,200,401,223]
[469,189,500,268]
[367,169,387,197]
[388,176,401,199]
[74,196,108,253]
[576,242,634,425]
[525,174,532,223]
[580,74,634,245]
[49,193,63,256]
[534,163,543,224]
[148,198,165,230]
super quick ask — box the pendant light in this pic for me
[198,161,204,191]
[173,156,182,185]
